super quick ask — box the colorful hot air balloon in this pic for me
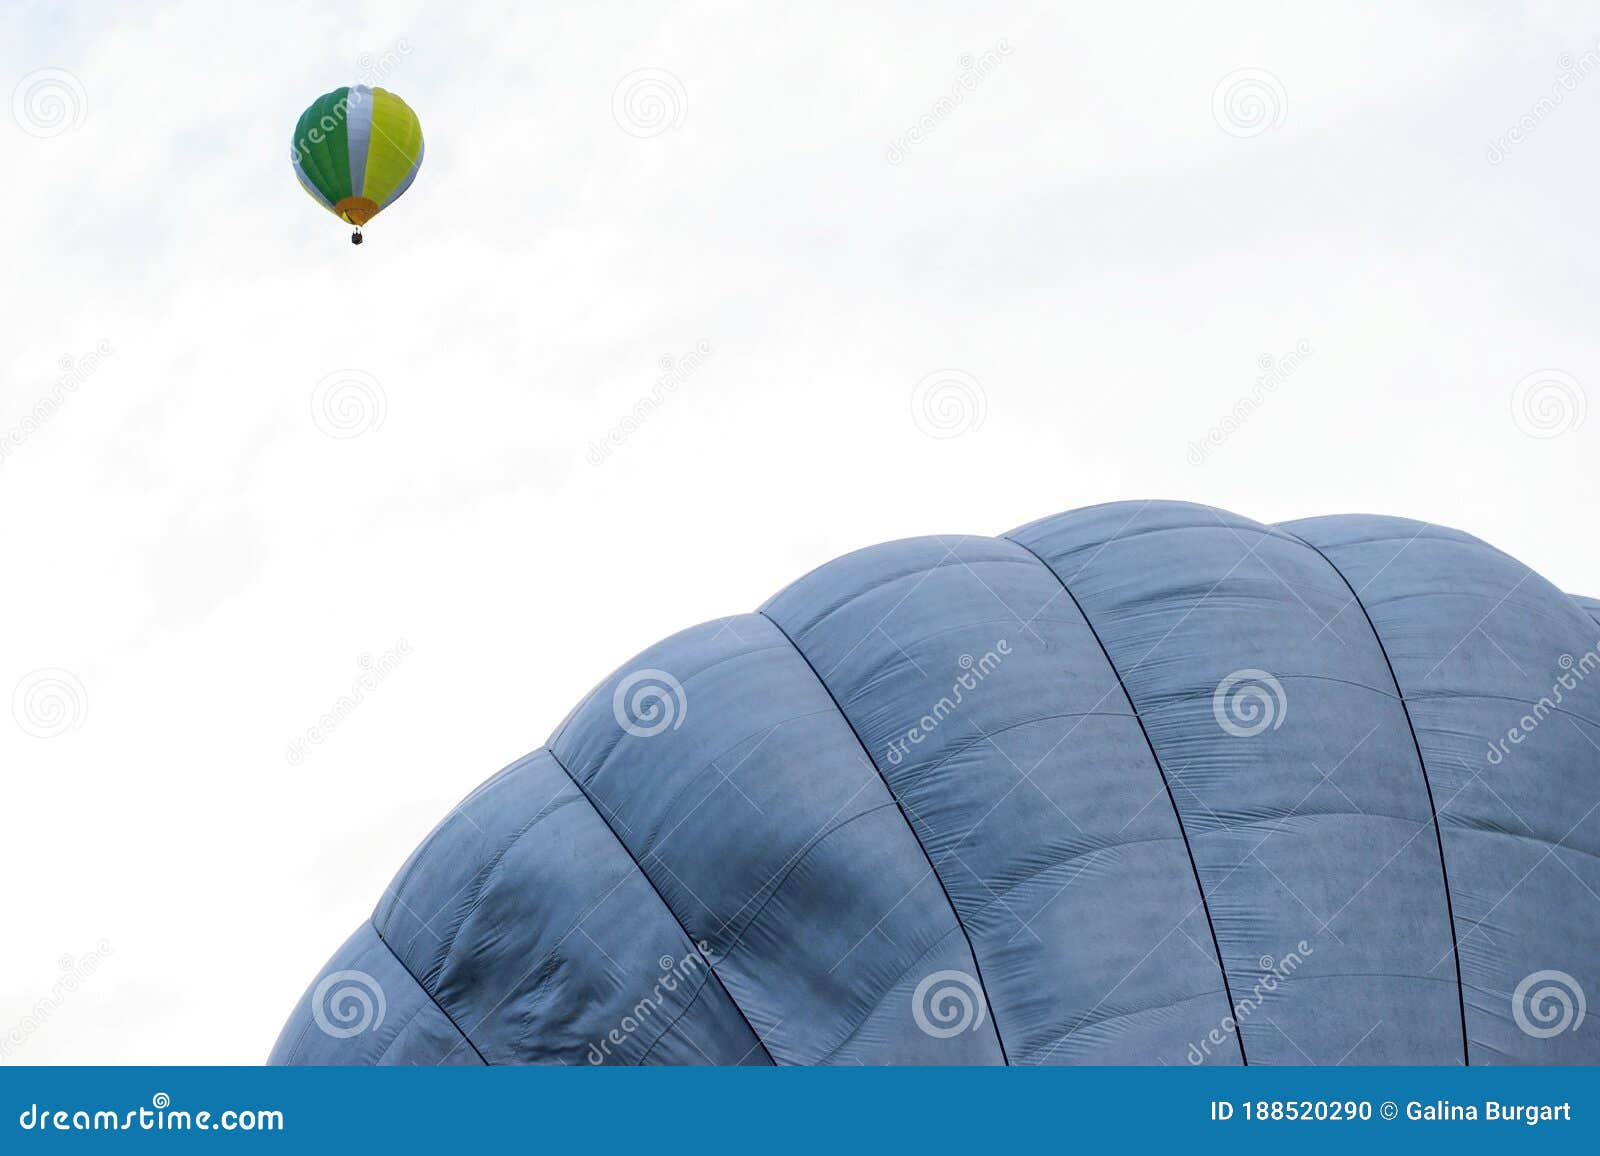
[291,85,423,245]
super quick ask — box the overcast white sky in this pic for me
[2,1,1596,1064]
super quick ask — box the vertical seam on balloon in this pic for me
[542,746,778,1066]
[367,919,490,1065]
[1279,528,1471,1066]
[371,996,440,1064]
[374,751,542,932]
[757,608,1013,1066]
[275,1002,314,1063]
[1004,536,1249,1065]
[346,84,373,201]
[380,139,425,209]
[292,115,331,204]
[366,87,404,203]
[291,153,335,211]
[295,92,344,205]
[634,970,725,1065]
[318,88,352,201]
[277,927,394,1063]
[417,792,582,976]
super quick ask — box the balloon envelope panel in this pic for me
[270,502,1600,1065]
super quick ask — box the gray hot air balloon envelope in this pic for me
[271,502,1600,1066]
